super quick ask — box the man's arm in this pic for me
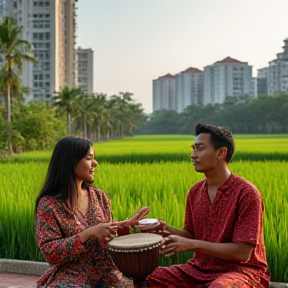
[140,221,194,239]
[162,235,254,262]
[165,224,194,239]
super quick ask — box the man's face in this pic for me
[190,133,219,173]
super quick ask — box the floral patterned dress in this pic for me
[35,187,131,288]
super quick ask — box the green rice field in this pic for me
[0,135,287,282]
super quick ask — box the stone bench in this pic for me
[0,259,50,277]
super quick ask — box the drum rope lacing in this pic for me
[109,242,161,253]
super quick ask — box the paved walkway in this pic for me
[0,273,38,288]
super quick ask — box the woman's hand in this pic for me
[128,207,151,226]
[79,223,118,243]
[90,223,118,238]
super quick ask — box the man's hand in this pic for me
[139,220,171,237]
[161,235,195,257]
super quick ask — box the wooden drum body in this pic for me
[108,233,163,285]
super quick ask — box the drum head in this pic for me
[108,233,162,250]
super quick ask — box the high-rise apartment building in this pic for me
[76,47,94,94]
[257,67,268,96]
[251,77,258,98]
[153,74,176,112]
[5,0,77,103]
[268,39,288,95]
[0,0,5,21]
[203,57,252,105]
[175,67,203,113]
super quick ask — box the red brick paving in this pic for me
[0,273,38,287]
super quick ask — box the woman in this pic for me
[35,136,150,287]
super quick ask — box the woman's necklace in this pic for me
[75,209,88,228]
[76,208,87,220]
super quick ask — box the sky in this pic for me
[77,0,288,113]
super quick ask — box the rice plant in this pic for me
[0,135,287,282]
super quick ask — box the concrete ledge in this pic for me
[0,259,287,287]
[0,259,50,277]
[269,284,288,288]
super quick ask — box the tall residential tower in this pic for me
[268,39,288,95]
[153,74,176,112]
[5,0,77,103]
[76,47,94,94]
[176,67,203,113]
[203,57,252,105]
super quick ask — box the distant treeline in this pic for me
[138,93,288,134]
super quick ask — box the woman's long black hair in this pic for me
[35,136,93,213]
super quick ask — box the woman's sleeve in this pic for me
[35,197,86,265]
[117,220,131,236]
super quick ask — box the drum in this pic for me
[108,233,163,287]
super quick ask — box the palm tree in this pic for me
[53,86,81,135]
[90,93,106,141]
[0,16,35,153]
[105,92,144,139]
[73,93,94,139]
[107,95,123,139]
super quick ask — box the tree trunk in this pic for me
[84,114,87,138]
[7,84,13,154]
[96,125,101,142]
[67,111,71,136]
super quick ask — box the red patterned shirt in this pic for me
[183,174,270,286]
[148,174,270,288]
[36,187,130,288]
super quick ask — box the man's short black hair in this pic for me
[195,123,235,163]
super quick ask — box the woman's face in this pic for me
[74,146,98,182]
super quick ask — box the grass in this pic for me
[0,135,287,282]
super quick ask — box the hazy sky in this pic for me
[77,0,288,113]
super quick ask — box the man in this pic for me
[147,123,270,288]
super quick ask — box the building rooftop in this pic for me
[217,56,248,65]
[158,73,176,79]
[182,67,203,73]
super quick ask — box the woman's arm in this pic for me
[36,197,86,265]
